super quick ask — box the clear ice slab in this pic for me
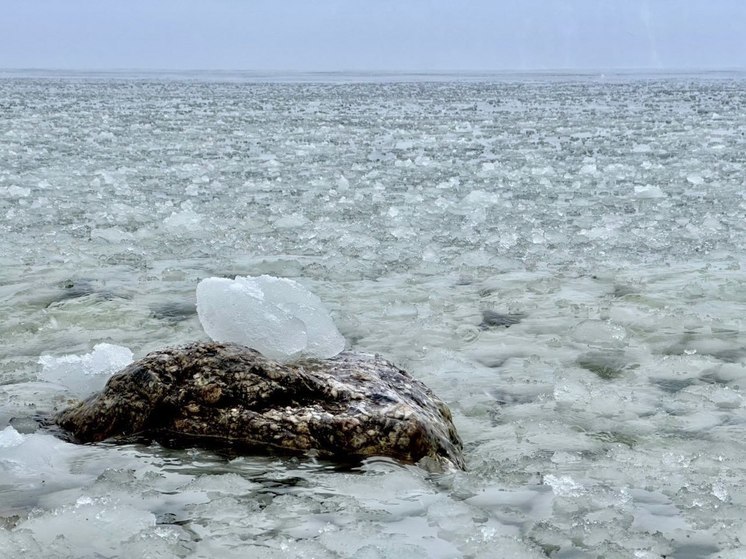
[196,275,345,361]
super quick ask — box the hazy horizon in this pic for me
[3,67,746,75]
[1,1,745,73]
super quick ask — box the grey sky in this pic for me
[2,0,745,71]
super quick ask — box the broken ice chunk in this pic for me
[0,425,24,448]
[196,275,345,361]
[253,275,346,359]
[39,344,134,397]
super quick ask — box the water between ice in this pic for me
[1,73,746,557]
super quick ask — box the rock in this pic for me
[54,342,465,471]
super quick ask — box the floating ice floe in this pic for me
[38,343,134,397]
[196,275,345,361]
[0,425,24,448]
[0,426,95,494]
[0,185,31,198]
[633,184,666,198]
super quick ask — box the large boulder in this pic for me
[54,342,465,471]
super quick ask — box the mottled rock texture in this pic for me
[55,342,464,470]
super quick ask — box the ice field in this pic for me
[1,72,746,557]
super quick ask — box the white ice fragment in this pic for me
[465,486,554,520]
[336,174,350,191]
[196,278,306,361]
[700,215,722,231]
[90,227,135,243]
[712,480,729,502]
[274,213,310,228]
[633,184,666,198]
[0,429,95,491]
[163,201,202,231]
[531,229,546,244]
[436,177,460,190]
[164,209,202,229]
[0,185,31,198]
[39,343,134,397]
[550,451,582,464]
[22,498,156,556]
[196,275,345,361]
[422,248,440,263]
[256,275,345,358]
[630,489,689,534]
[460,190,499,208]
[543,474,586,496]
[572,319,627,347]
[0,426,24,448]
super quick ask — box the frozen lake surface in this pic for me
[1,72,746,558]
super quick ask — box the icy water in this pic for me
[1,72,746,558]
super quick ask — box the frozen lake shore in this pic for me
[1,73,746,557]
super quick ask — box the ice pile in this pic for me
[38,343,134,397]
[196,275,345,361]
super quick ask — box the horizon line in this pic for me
[3,67,745,85]
[2,66,746,75]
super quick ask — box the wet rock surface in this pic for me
[54,342,465,470]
